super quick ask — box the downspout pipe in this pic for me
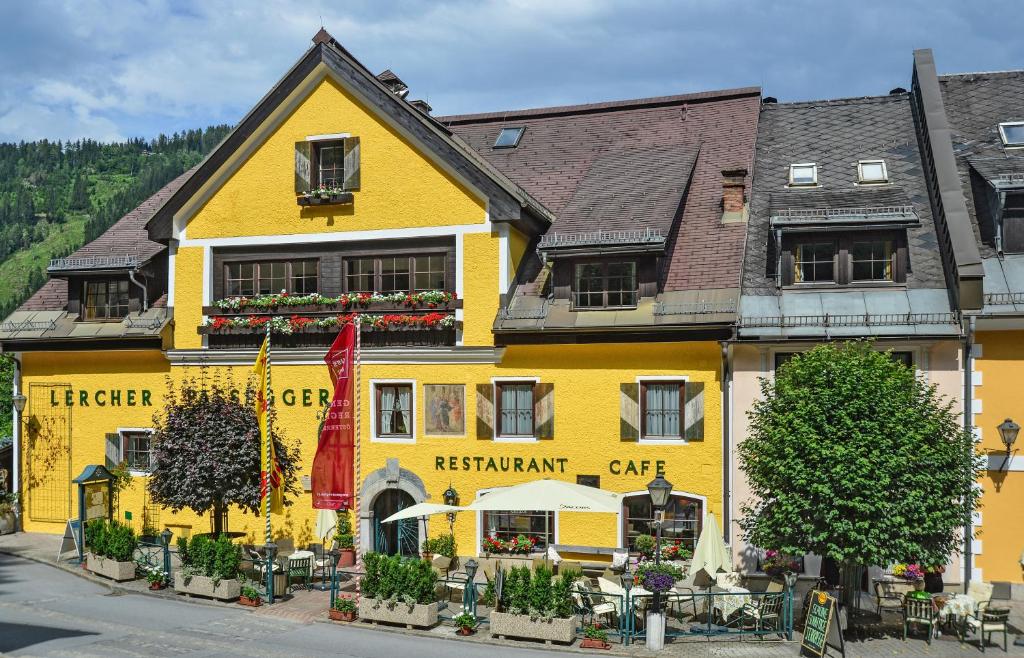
[129,268,148,312]
[962,315,975,593]
[10,354,21,530]
[721,341,732,546]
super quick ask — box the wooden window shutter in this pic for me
[683,382,705,441]
[343,136,361,191]
[105,432,122,469]
[475,384,494,440]
[620,383,639,441]
[294,141,311,194]
[780,250,795,286]
[533,383,554,439]
[895,244,908,283]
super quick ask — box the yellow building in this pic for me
[2,31,762,560]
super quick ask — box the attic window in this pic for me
[494,127,525,149]
[998,122,1024,147]
[857,160,888,184]
[788,163,818,186]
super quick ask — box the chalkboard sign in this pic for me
[801,590,844,657]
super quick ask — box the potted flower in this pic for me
[581,623,611,649]
[239,584,262,607]
[762,550,802,579]
[329,596,357,621]
[333,513,355,568]
[893,563,925,590]
[634,534,656,559]
[145,566,169,590]
[661,540,692,562]
[453,610,476,636]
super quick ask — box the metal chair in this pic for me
[903,597,938,645]
[307,543,331,589]
[248,546,282,580]
[572,578,618,628]
[286,556,312,593]
[874,580,906,618]
[739,592,785,637]
[963,605,1010,653]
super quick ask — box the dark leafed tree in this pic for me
[148,368,300,535]
[739,341,983,603]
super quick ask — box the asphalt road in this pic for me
[0,552,566,657]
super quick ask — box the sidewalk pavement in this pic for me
[3,531,1024,656]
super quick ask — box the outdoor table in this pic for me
[937,593,975,626]
[711,585,751,621]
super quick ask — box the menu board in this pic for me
[801,590,843,657]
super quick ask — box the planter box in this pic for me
[239,594,262,607]
[205,327,456,349]
[489,612,578,644]
[580,638,611,649]
[174,573,241,601]
[358,597,439,629]
[329,609,356,622]
[203,300,461,315]
[0,512,15,535]
[297,192,354,207]
[85,553,137,582]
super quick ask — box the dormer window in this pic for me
[781,232,905,287]
[998,122,1024,147]
[573,261,637,309]
[84,279,130,320]
[494,127,525,149]
[857,160,888,184]
[788,163,818,186]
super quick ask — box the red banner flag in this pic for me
[312,323,356,510]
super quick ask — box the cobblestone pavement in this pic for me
[3,532,1024,656]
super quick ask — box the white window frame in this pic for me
[857,159,888,184]
[117,427,155,476]
[490,376,540,443]
[635,375,690,445]
[475,485,559,557]
[998,122,1024,147]
[370,379,417,444]
[788,163,818,187]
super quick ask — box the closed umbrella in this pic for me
[689,512,731,588]
[381,502,464,524]
[315,508,338,542]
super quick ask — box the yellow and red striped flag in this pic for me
[254,336,283,515]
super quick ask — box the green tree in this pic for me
[739,341,983,597]
[0,354,12,442]
[147,369,300,535]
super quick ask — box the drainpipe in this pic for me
[128,268,148,312]
[962,315,975,593]
[10,354,22,530]
[721,341,732,546]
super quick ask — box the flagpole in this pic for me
[264,321,272,548]
[353,319,363,600]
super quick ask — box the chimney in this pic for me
[722,167,747,214]
[409,99,433,115]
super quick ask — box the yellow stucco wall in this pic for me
[973,331,1024,583]
[19,342,723,558]
[183,76,485,240]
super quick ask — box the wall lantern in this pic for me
[998,418,1020,452]
[12,393,26,414]
[442,484,459,507]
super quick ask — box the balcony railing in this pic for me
[48,255,139,271]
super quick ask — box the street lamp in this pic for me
[11,393,26,414]
[646,472,673,622]
[463,558,479,614]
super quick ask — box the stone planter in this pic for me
[357,597,439,629]
[489,612,578,644]
[0,511,16,535]
[174,573,241,601]
[85,553,137,582]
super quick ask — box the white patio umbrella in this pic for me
[688,512,731,587]
[380,502,465,524]
[315,508,338,541]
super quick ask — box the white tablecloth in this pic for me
[938,594,976,622]
[712,585,751,619]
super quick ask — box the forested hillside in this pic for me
[0,125,231,319]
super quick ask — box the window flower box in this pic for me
[489,612,579,644]
[174,573,241,601]
[199,313,457,337]
[85,552,137,582]
[297,191,353,206]
[357,597,439,629]
[205,292,460,315]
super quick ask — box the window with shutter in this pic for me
[495,382,535,438]
[639,381,685,440]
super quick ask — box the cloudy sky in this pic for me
[1,0,1022,143]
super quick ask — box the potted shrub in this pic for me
[173,534,242,601]
[84,519,139,582]
[239,584,262,607]
[422,533,456,563]
[334,513,355,568]
[145,566,169,590]
[358,552,440,628]
[489,564,579,644]
[0,493,18,535]
[634,534,656,560]
[329,596,357,622]
[453,610,476,636]
[581,624,611,649]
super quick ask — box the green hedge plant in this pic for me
[176,534,242,585]
[85,519,137,562]
[360,552,437,606]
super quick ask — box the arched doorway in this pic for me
[371,488,419,556]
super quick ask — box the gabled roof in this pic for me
[146,30,553,243]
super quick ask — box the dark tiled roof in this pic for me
[743,94,947,296]
[443,88,762,293]
[939,70,1024,258]
[15,168,196,313]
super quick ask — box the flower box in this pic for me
[357,597,439,629]
[203,300,462,316]
[328,608,356,622]
[297,192,353,206]
[174,573,241,601]
[239,594,261,607]
[489,612,579,644]
[580,638,611,649]
[205,327,456,349]
[85,553,137,582]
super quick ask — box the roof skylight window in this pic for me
[857,160,888,184]
[998,122,1024,147]
[789,163,818,186]
[494,127,525,149]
